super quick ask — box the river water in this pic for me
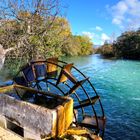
[0,54,140,140]
[62,54,140,140]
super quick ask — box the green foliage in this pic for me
[1,58,27,79]
[113,30,140,59]
[74,35,93,55]
[1,16,92,57]
[99,44,114,57]
[62,35,93,56]
[99,29,140,60]
[0,14,94,75]
[0,0,94,77]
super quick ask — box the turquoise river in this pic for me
[62,54,140,140]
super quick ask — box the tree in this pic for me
[0,0,62,69]
[113,30,140,59]
[0,44,17,69]
[0,0,94,73]
[99,29,140,59]
[99,44,114,57]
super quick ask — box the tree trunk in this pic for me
[0,44,16,69]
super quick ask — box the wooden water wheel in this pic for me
[13,58,106,138]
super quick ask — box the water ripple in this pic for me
[62,54,140,140]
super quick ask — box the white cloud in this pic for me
[112,17,123,25]
[101,33,110,41]
[108,0,140,29]
[82,31,95,39]
[95,26,103,31]
[101,33,110,45]
[90,26,103,31]
[82,31,111,45]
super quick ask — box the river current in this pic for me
[62,54,140,140]
[0,54,140,140]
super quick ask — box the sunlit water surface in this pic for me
[0,54,140,140]
[62,54,140,140]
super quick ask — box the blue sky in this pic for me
[63,0,140,45]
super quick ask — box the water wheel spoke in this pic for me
[65,78,88,96]
[78,122,98,129]
[74,96,99,109]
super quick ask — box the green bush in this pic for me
[113,30,140,59]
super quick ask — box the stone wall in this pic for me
[0,93,73,139]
